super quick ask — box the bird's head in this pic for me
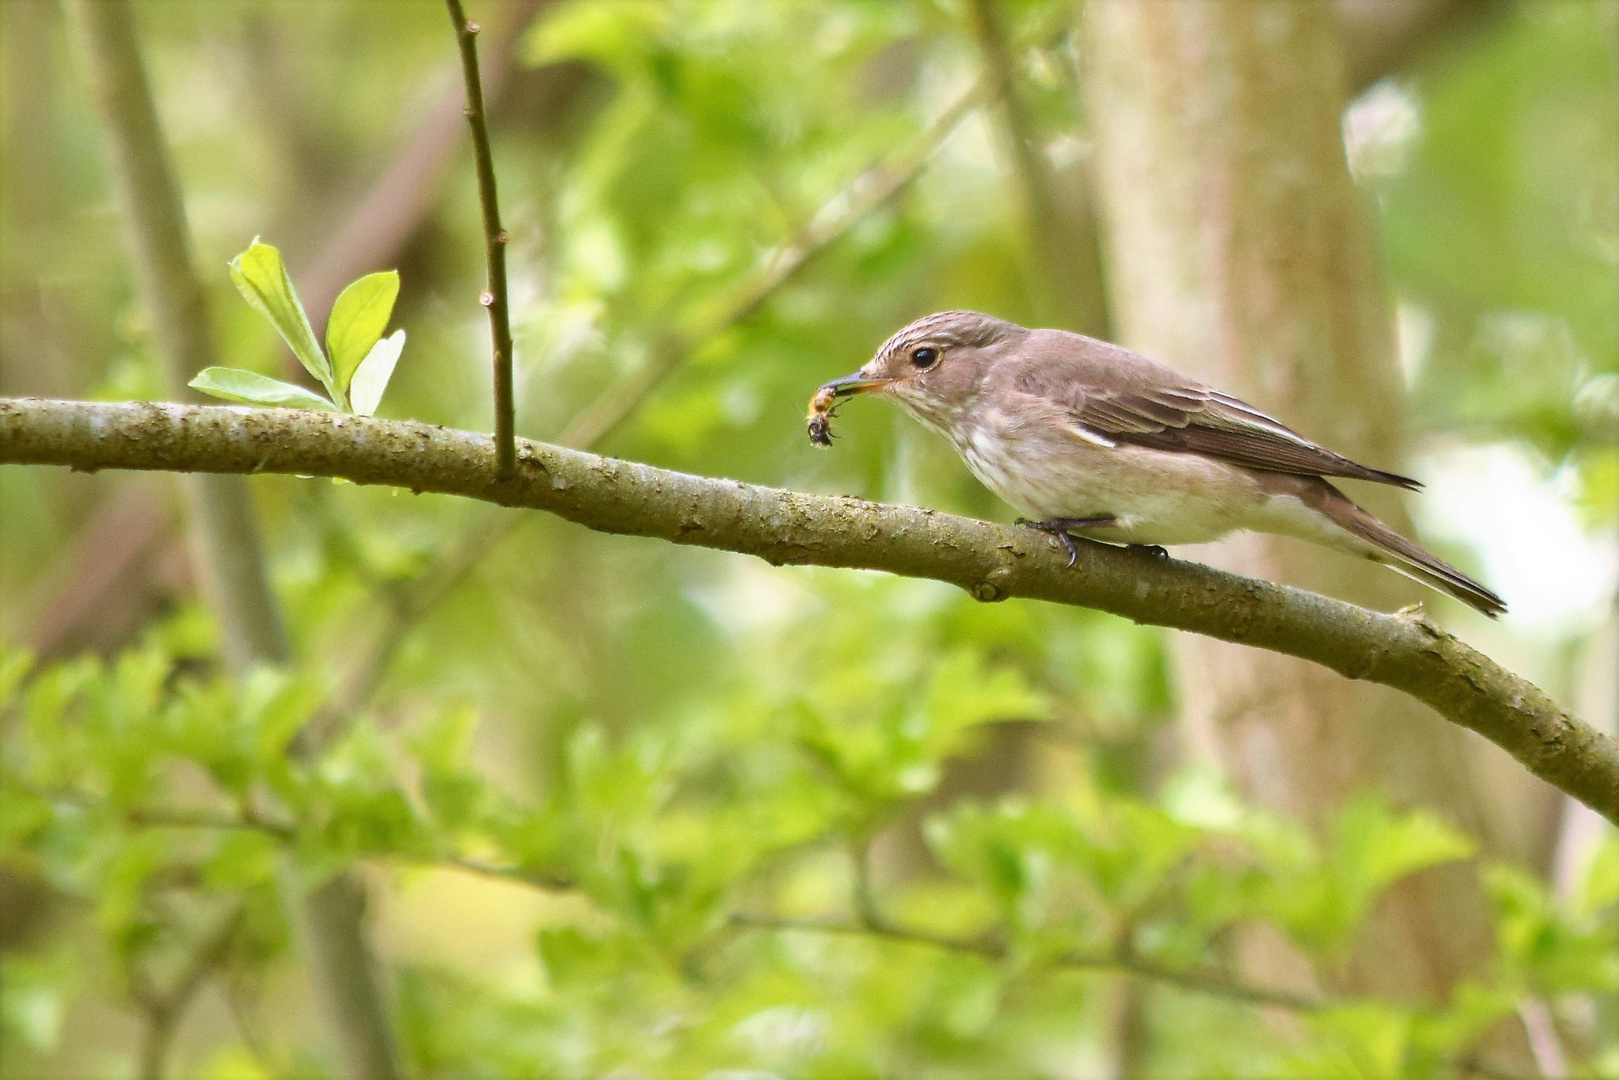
[819,311,1022,431]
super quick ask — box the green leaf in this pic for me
[188,368,335,410]
[1579,834,1619,913]
[921,651,1047,747]
[204,830,280,890]
[537,927,611,989]
[348,330,405,416]
[524,0,668,72]
[227,240,334,397]
[326,271,399,394]
[1333,795,1475,907]
[0,953,71,1053]
[1298,1001,1412,1079]
[0,647,34,711]
[194,1046,273,1080]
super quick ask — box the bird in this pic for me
[813,310,1505,617]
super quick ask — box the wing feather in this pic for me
[1001,334,1421,489]
[1016,374,1424,488]
[1072,383,1419,489]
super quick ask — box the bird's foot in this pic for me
[1015,516,1120,569]
[1127,544,1169,558]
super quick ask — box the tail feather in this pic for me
[1306,482,1506,618]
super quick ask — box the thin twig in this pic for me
[445,0,517,479]
[130,903,246,1080]
[100,791,577,893]
[442,855,574,892]
[729,912,1323,1012]
[20,782,293,840]
[295,0,550,741]
[850,836,885,931]
[734,913,1542,1078]
[127,805,295,839]
[1516,998,1570,1080]
[300,0,552,332]
[324,78,996,725]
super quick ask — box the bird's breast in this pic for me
[948,411,1272,546]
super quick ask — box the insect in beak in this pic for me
[807,372,890,446]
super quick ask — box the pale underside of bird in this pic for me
[813,310,1506,618]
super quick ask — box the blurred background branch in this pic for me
[126,905,245,1080]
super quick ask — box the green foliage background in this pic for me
[0,1,1614,1078]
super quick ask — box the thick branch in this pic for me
[3,397,1615,825]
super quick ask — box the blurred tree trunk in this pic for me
[967,0,1110,336]
[1080,0,1516,1010]
[883,0,1527,922]
[69,3,401,1077]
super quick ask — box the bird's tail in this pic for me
[1307,481,1506,618]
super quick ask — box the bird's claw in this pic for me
[1044,531,1078,567]
[1016,516,1118,568]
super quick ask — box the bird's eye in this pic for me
[911,347,939,369]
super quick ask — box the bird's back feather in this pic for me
[998,331,1422,490]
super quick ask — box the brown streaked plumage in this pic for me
[814,310,1505,618]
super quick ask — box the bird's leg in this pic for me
[1015,516,1120,568]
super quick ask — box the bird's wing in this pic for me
[1081,385,1420,489]
[1029,372,1422,490]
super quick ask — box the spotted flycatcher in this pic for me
[814,310,1504,617]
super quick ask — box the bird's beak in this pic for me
[822,371,891,397]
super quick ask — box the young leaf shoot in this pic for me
[348,330,407,417]
[326,270,401,396]
[188,367,336,410]
[228,239,341,406]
